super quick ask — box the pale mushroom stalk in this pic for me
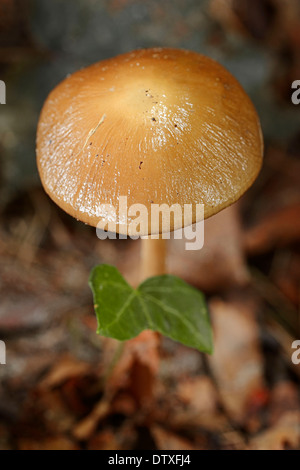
[140,237,167,281]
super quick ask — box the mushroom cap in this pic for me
[36,47,263,235]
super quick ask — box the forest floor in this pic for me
[0,151,299,449]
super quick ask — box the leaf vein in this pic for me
[137,296,154,329]
[101,290,137,330]
[144,293,199,335]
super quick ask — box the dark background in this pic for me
[0,0,299,450]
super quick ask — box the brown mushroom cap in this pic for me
[36,47,263,235]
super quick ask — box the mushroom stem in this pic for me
[141,238,167,281]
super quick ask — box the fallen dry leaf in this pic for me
[176,376,219,415]
[218,429,247,450]
[87,422,137,450]
[169,205,249,293]
[72,399,111,441]
[244,203,300,255]
[268,381,300,426]
[151,425,195,450]
[106,331,160,406]
[208,297,266,424]
[39,355,91,389]
[87,429,121,450]
[168,408,228,434]
[34,389,76,434]
[249,411,300,450]
[18,436,78,450]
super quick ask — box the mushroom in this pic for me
[36,47,263,282]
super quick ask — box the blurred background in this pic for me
[0,0,299,450]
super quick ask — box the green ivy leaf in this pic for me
[89,264,213,353]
